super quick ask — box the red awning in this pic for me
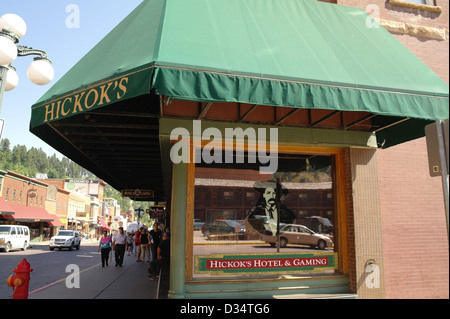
[1,205,55,222]
[99,219,110,230]
[45,214,65,227]
[0,198,15,215]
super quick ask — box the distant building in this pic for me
[0,170,63,241]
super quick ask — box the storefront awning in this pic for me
[0,198,15,215]
[45,214,65,227]
[30,0,448,129]
[99,219,110,230]
[1,205,55,223]
[29,0,448,193]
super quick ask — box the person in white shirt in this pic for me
[112,227,128,267]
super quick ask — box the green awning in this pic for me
[31,0,448,148]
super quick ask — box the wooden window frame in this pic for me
[185,142,349,280]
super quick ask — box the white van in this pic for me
[126,222,143,233]
[0,225,31,252]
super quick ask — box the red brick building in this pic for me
[333,0,449,300]
[0,170,63,240]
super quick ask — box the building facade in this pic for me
[44,184,70,228]
[40,178,107,238]
[0,171,63,240]
[27,0,448,299]
[0,171,112,241]
[336,0,449,300]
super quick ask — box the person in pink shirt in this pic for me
[97,230,112,267]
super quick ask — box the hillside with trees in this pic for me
[0,138,133,210]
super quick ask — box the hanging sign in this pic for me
[121,189,155,198]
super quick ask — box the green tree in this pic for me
[0,140,128,200]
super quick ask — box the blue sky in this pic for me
[1,0,142,158]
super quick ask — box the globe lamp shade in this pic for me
[0,35,17,65]
[5,66,18,91]
[0,14,27,39]
[27,59,54,85]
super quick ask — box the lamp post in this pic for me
[0,13,54,113]
[135,204,144,225]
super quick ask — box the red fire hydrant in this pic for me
[6,258,33,299]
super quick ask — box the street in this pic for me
[0,240,101,299]
[0,234,335,299]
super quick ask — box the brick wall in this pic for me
[337,0,449,298]
[378,0,449,299]
[3,174,47,208]
[377,139,449,298]
[344,147,386,298]
[343,148,357,291]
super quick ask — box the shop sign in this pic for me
[65,179,100,196]
[30,67,153,128]
[148,205,166,217]
[121,189,155,198]
[37,77,128,124]
[195,252,338,275]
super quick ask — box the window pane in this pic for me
[193,153,337,279]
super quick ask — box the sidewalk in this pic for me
[26,237,261,300]
[29,245,164,299]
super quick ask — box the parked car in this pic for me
[0,225,30,252]
[49,230,81,251]
[305,216,333,235]
[201,220,246,237]
[249,215,286,235]
[261,224,333,250]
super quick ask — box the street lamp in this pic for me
[0,13,54,112]
[135,204,144,224]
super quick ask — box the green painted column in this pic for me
[168,162,187,299]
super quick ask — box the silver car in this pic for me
[261,224,333,250]
[49,230,81,251]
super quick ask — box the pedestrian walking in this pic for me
[112,227,128,267]
[127,232,133,256]
[135,227,142,262]
[140,227,151,262]
[97,230,112,267]
[150,223,162,260]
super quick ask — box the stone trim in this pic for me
[379,18,447,40]
[388,0,442,14]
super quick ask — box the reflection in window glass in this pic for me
[193,153,337,279]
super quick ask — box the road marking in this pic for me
[29,263,101,295]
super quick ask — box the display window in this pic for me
[191,151,342,279]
